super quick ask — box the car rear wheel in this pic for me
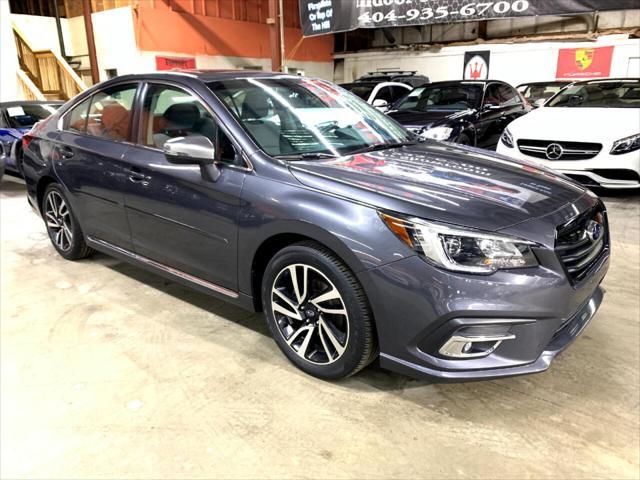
[262,241,377,380]
[43,184,94,260]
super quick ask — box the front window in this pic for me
[546,81,640,108]
[208,77,411,158]
[5,103,60,128]
[394,84,483,112]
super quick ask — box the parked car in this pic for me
[386,80,529,149]
[498,78,640,189]
[355,70,430,88]
[23,71,608,381]
[516,81,572,107]
[0,100,63,176]
[339,81,411,110]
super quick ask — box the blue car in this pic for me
[0,101,63,176]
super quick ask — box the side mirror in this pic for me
[163,135,220,182]
[372,98,389,110]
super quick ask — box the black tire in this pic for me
[457,132,473,146]
[262,241,377,380]
[42,183,94,260]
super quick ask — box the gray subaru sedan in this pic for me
[22,70,609,381]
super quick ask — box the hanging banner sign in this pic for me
[299,0,639,37]
[556,46,614,79]
[463,51,490,80]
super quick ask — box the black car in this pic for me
[516,81,572,107]
[386,80,529,149]
[0,100,63,176]
[355,70,430,87]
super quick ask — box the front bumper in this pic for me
[496,141,640,189]
[359,230,609,382]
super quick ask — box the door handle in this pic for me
[128,167,149,184]
[59,145,74,158]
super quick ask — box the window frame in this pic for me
[134,80,251,171]
[60,81,142,146]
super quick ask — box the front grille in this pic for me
[518,139,602,160]
[555,204,608,284]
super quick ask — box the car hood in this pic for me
[508,107,640,141]
[386,109,473,129]
[288,142,586,231]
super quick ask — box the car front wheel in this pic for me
[262,242,377,380]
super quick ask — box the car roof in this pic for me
[516,81,571,87]
[0,100,64,108]
[571,77,640,84]
[414,80,504,87]
[102,69,300,84]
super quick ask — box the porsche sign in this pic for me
[556,46,614,79]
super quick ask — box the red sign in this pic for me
[155,56,196,71]
[556,46,613,79]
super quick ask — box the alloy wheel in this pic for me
[271,263,349,365]
[45,191,73,252]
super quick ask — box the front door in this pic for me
[476,83,526,149]
[122,83,246,290]
[54,83,139,250]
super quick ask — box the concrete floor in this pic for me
[1,174,639,479]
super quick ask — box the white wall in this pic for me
[1,1,20,101]
[10,13,73,56]
[336,35,640,85]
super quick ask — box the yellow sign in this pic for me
[575,49,595,70]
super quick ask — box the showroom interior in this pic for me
[1,0,639,479]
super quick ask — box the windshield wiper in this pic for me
[275,152,337,161]
[347,141,417,155]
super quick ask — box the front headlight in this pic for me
[500,128,514,148]
[610,133,640,155]
[420,126,453,141]
[381,212,538,274]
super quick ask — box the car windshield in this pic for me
[5,103,60,128]
[393,84,482,112]
[208,77,412,158]
[546,81,640,108]
[340,83,375,100]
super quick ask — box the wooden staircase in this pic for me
[13,26,87,101]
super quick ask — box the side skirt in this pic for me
[86,236,256,312]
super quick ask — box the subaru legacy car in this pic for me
[386,80,529,148]
[498,78,640,189]
[22,71,608,381]
[0,100,63,176]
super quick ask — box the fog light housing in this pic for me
[439,331,516,358]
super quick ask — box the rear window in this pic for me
[5,104,60,128]
[340,84,375,100]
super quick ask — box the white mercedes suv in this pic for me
[497,78,640,189]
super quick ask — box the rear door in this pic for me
[121,81,247,291]
[54,83,139,250]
